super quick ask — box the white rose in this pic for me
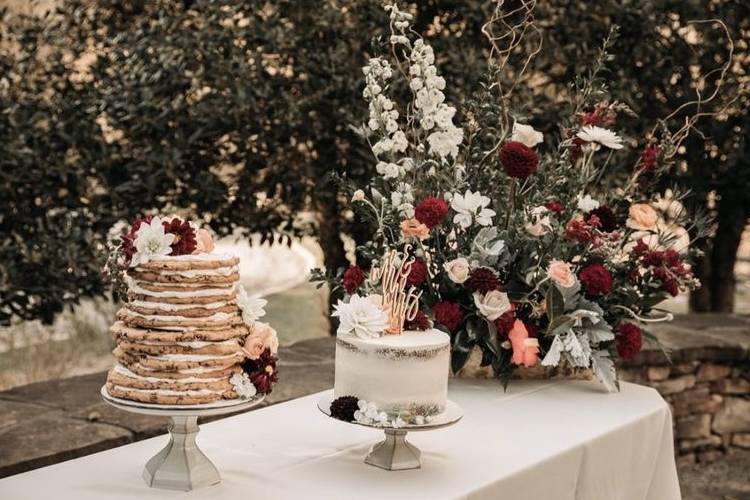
[444,258,470,284]
[511,121,543,148]
[576,194,600,213]
[473,290,512,321]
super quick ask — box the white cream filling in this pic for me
[112,385,223,396]
[139,365,232,375]
[130,299,230,311]
[114,364,223,384]
[134,265,239,277]
[125,309,236,322]
[152,352,241,362]
[138,339,237,348]
[127,277,234,298]
[149,252,236,262]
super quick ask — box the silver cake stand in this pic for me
[317,390,462,471]
[101,386,264,491]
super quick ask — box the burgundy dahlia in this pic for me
[405,310,431,331]
[499,141,539,179]
[467,267,501,294]
[639,144,660,172]
[544,201,565,214]
[245,348,278,395]
[342,265,366,294]
[433,301,463,333]
[406,258,428,287]
[587,205,618,233]
[415,197,450,229]
[330,396,359,422]
[493,310,515,339]
[616,322,643,360]
[578,263,613,297]
[162,217,197,256]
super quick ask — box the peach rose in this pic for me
[400,218,430,240]
[547,260,576,288]
[508,320,539,368]
[194,228,215,254]
[626,204,658,231]
[242,321,278,360]
[473,290,512,321]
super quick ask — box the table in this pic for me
[0,379,681,500]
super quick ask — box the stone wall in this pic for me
[619,314,750,465]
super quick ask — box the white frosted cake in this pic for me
[334,329,450,414]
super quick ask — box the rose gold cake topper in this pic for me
[369,245,423,335]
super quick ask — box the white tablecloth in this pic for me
[0,379,681,500]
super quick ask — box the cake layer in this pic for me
[110,321,249,342]
[334,329,450,413]
[117,307,244,329]
[123,362,242,380]
[117,339,241,356]
[106,382,235,405]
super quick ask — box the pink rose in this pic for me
[400,218,430,241]
[242,322,279,360]
[194,228,215,254]
[626,204,658,231]
[547,260,576,288]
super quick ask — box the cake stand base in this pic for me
[142,416,220,491]
[101,386,264,491]
[365,429,421,471]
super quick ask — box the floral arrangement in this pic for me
[330,395,441,428]
[106,215,279,397]
[313,3,711,391]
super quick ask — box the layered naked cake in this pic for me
[105,216,278,405]
[334,329,450,414]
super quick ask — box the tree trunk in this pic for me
[708,189,748,312]
[689,242,712,312]
[316,193,347,335]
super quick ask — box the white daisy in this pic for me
[131,217,174,267]
[331,294,389,339]
[576,125,624,150]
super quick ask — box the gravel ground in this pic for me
[680,450,750,500]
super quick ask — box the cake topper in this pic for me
[369,245,422,335]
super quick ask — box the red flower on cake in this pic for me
[433,301,463,333]
[616,322,643,360]
[405,310,430,331]
[162,217,197,256]
[578,263,613,297]
[406,258,428,287]
[467,267,501,294]
[342,265,366,294]
[121,216,154,262]
[245,348,278,395]
[414,197,449,229]
[499,141,539,179]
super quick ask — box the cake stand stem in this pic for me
[142,415,221,491]
[364,429,421,471]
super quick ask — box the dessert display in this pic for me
[104,215,279,405]
[329,248,450,426]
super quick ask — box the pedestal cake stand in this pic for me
[317,390,462,471]
[101,386,264,491]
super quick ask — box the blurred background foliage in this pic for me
[0,0,747,325]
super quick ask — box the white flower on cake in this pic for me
[354,400,389,426]
[511,121,543,148]
[451,190,495,229]
[230,372,257,399]
[332,294,389,339]
[576,125,624,150]
[130,217,174,267]
[236,285,267,326]
[576,194,600,212]
[473,290,512,321]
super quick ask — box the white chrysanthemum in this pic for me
[332,294,389,339]
[451,190,496,229]
[230,372,257,399]
[576,194,601,212]
[236,285,267,326]
[576,126,624,150]
[131,217,174,267]
[511,121,544,148]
